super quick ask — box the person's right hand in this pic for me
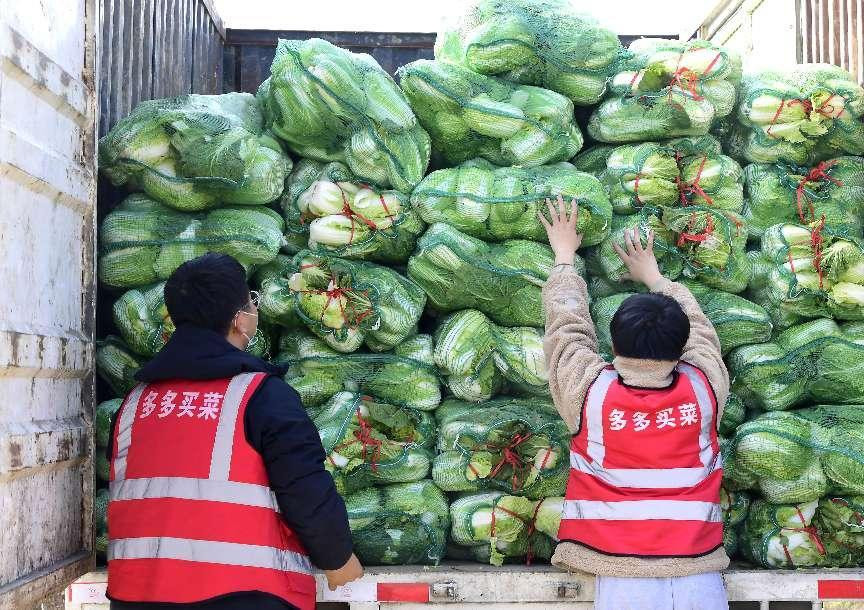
[612,228,664,289]
[325,553,364,591]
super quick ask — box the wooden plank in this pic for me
[221,43,236,93]
[225,29,438,49]
[199,0,225,40]
[98,0,114,135]
[209,19,223,93]
[191,0,204,91]
[0,554,93,609]
[142,0,155,101]
[238,44,263,94]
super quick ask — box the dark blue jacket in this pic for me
[108,325,353,610]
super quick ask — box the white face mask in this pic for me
[236,309,258,350]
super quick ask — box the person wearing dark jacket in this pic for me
[106,253,363,610]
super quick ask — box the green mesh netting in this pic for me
[814,495,864,567]
[259,38,429,192]
[743,157,864,238]
[449,492,562,566]
[732,64,864,165]
[410,158,611,247]
[112,282,272,359]
[573,144,616,178]
[589,283,771,359]
[728,406,864,509]
[287,251,426,352]
[751,222,864,328]
[253,255,302,330]
[95,488,109,556]
[99,194,285,290]
[434,0,621,105]
[99,92,291,211]
[408,223,578,327]
[278,330,441,411]
[718,393,748,437]
[397,59,583,167]
[742,499,826,568]
[588,38,741,143]
[281,159,425,263]
[432,397,569,499]
[345,480,450,565]
[602,135,744,215]
[589,207,751,294]
[96,336,145,397]
[729,319,864,411]
[312,391,434,494]
[434,309,548,402]
[721,486,751,558]
[95,399,123,449]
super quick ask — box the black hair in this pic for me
[610,293,690,360]
[164,253,250,334]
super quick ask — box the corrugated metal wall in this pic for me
[800,0,863,84]
[223,30,436,93]
[98,0,225,137]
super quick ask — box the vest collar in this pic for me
[612,356,678,389]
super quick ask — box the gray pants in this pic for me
[594,572,728,610]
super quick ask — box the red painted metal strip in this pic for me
[819,580,864,599]
[376,582,430,603]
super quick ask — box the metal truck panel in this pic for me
[0,0,98,606]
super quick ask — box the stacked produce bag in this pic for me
[95,0,864,571]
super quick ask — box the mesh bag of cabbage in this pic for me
[99,194,285,290]
[589,208,751,294]
[573,145,617,178]
[727,406,864,508]
[433,397,569,500]
[278,331,441,412]
[94,488,109,556]
[287,251,426,352]
[96,336,145,397]
[311,391,434,494]
[408,223,576,327]
[731,64,864,165]
[590,282,771,359]
[397,59,583,168]
[112,282,273,360]
[449,492,562,566]
[743,157,864,239]
[252,255,303,330]
[433,0,621,105]
[410,158,612,247]
[95,399,123,449]
[720,486,751,557]
[259,38,429,193]
[814,495,864,567]
[281,159,426,263]
[345,480,450,565]
[434,310,549,403]
[587,38,741,143]
[742,499,827,568]
[729,319,864,411]
[752,222,864,327]
[718,393,748,438]
[602,135,745,215]
[99,92,291,211]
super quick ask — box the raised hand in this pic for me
[611,228,664,289]
[538,194,583,266]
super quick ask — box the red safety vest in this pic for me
[557,363,723,558]
[107,373,316,609]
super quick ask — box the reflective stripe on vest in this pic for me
[569,450,721,489]
[108,537,312,575]
[110,476,280,511]
[561,499,723,522]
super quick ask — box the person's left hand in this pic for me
[538,194,583,266]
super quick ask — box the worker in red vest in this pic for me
[106,253,363,610]
[539,197,730,610]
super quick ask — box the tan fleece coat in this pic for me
[542,266,731,578]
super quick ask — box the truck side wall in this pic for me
[0,0,99,607]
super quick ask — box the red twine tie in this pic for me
[794,160,844,223]
[488,497,548,566]
[675,154,716,208]
[781,506,827,567]
[677,213,715,247]
[766,94,840,139]
[466,433,553,493]
[329,407,386,472]
[297,263,374,329]
[811,215,827,289]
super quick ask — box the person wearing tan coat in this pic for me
[539,197,731,610]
